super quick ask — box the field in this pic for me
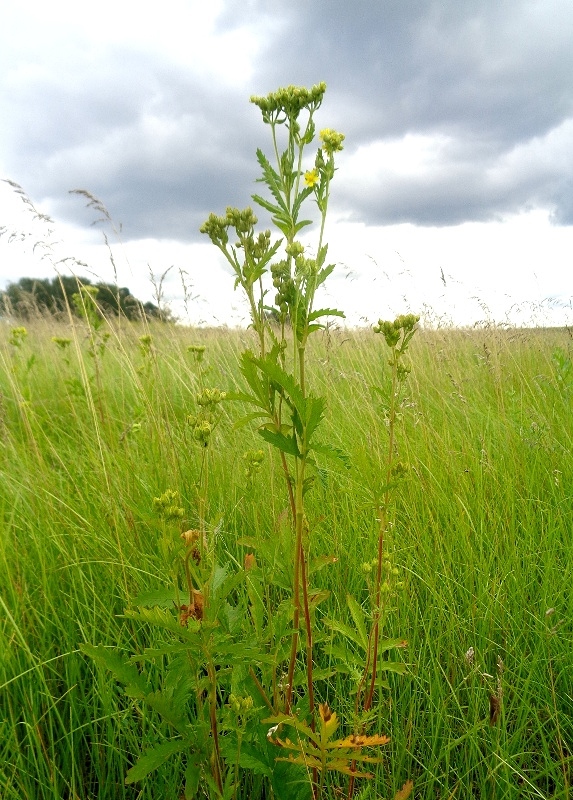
[1,316,572,799]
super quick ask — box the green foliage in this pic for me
[3,83,573,800]
[1,321,573,799]
[1,274,161,320]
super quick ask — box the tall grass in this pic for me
[1,316,572,798]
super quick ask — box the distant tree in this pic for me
[1,276,162,321]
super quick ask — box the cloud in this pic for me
[333,118,573,225]
[1,0,573,248]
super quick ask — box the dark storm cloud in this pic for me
[235,0,573,226]
[3,0,573,239]
[3,45,266,238]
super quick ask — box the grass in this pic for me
[1,315,572,799]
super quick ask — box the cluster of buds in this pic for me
[242,229,273,259]
[373,314,420,349]
[201,207,278,292]
[9,326,28,347]
[289,242,318,282]
[152,489,184,521]
[227,693,254,717]
[271,259,296,315]
[187,344,206,363]
[374,314,420,378]
[362,549,404,596]
[319,128,345,155]
[243,449,264,483]
[200,205,258,248]
[199,212,229,248]
[187,387,226,447]
[225,206,259,245]
[138,334,153,356]
[189,419,212,446]
[196,388,226,407]
[51,336,71,350]
[250,82,327,124]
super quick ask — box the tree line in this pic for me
[1,276,163,320]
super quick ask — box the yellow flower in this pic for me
[319,128,345,154]
[304,169,319,187]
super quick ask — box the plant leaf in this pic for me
[307,307,345,323]
[323,618,366,651]
[347,594,369,651]
[258,425,300,457]
[144,690,189,735]
[125,739,189,784]
[130,588,179,608]
[394,780,414,800]
[309,442,350,467]
[184,758,202,799]
[80,643,149,698]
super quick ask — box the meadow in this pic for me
[1,314,572,799]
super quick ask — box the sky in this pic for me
[1,0,572,327]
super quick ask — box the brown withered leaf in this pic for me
[244,552,257,571]
[192,589,204,620]
[489,693,501,725]
[394,779,414,800]
[332,733,390,749]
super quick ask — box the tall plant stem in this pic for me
[285,462,304,714]
[364,346,398,713]
[206,657,223,794]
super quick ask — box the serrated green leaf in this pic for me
[307,307,345,323]
[237,748,272,777]
[130,588,179,608]
[323,618,366,651]
[304,395,325,442]
[212,564,228,595]
[347,595,369,651]
[293,219,313,234]
[144,690,190,735]
[309,442,350,467]
[291,186,313,220]
[80,644,149,698]
[232,410,269,429]
[184,758,201,799]
[251,193,282,217]
[378,660,408,676]
[316,244,328,268]
[316,263,336,288]
[255,149,289,213]
[378,637,409,654]
[309,554,338,575]
[258,426,300,457]
[130,644,193,660]
[124,606,201,640]
[224,602,243,635]
[273,218,292,237]
[125,739,189,784]
[237,351,270,405]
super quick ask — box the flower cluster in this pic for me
[319,128,345,155]
[152,489,184,521]
[9,326,28,347]
[243,449,264,483]
[250,82,327,122]
[187,387,226,447]
[373,314,420,349]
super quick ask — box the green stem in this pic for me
[285,460,304,713]
[207,656,224,794]
[364,346,398,713]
